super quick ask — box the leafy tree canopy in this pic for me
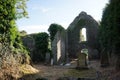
[32,32,49,62]
[99,0,120,54]
[0,0,29,54]
[20,30,27,36]
[48,23,64,41]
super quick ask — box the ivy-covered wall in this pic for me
[22,32,49,62]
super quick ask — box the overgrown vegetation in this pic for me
[48,23,65,61]
[0,0,29,79]
[99,0,120,70]
[0,0,29,54]
[48,23,65,41]
[33,32,49,62]
[20,30,27,36]
[21,32,50,62]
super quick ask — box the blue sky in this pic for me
[17,0,109,34]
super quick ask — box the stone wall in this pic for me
[22,11,100,64]
[52,30,66,65]
[22,35,35,59]
[67,11,99,59]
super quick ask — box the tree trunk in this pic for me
[100,49,109,67]
[116,55,120,71]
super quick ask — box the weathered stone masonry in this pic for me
[67,11,99,59]
[52,30,67,64]
[51,11,99,65]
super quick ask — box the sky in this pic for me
[16,0,109,34]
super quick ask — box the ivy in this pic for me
[48,23,64,41]
[31,32,49,62]
[0,0,29,54]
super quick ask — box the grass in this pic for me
[20,64,39,74]
[64,68,96,79]
[19,64,97,80]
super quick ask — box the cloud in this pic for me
[18,25,49,34]
[31,6,51,13]
[41,8,50,13]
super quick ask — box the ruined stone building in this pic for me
[67,11,99,59]
[52,11,99,64]
[52,30,67,64]
[22,35,35,59]
[22,11,99,65]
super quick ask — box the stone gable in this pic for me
[67,11,99,59]
[51,11,99,65]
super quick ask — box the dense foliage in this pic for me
[20,30,27,36]
[16,0,28,18]
[0,0,28,53]
[99,0,120,69]
[0,0,29,79]
[48,23,64,41]
[32,32,49,62]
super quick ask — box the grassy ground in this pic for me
[65,68,96,78]
[20,65,97,80]
[19,60,120,80]
[20,60,97,80]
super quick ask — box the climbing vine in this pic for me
[48,23,64,41]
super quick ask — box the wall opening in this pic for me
[80,28,87,42]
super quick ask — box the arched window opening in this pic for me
[80,28,87,42]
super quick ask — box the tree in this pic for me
[99,0,120,70]
[16,0,28,18]
[0,0,28,50]
[0,0,29,79]
[99,3,111,67]
[20,30,27,36]
[32,32,49,62]
[48,23,64,41]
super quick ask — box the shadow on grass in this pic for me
[64,68,96,79]
[18,64,97,80]
[18,68,96,80]
[18,72,48,80]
